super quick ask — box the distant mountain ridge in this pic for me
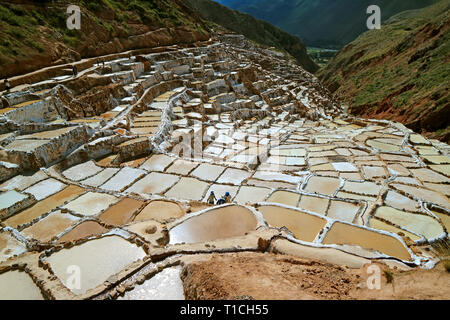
[216,0,441,47]
[185,0,318,72]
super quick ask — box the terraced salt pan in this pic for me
[118,266,184,300]
[385,191,420,212]
[422,155,450,165]
[298,195,329,215]
[429,165,450,176]
[369,218,421,241]
[81,168,119,187]
[99,198,145,226]
[409,168,449,183]
[18,127,76,140]
[140,154,175,171]
[270,148,306,157]
[61,192,119,216]
[100,167,145,192]
[423,183,450,196]
[233,186,271,205]
[131,127,158,135]
[366,140,401,152]
[21,210,80,242]
[23,178,66,201]
[252,171,302,185]
[0,170,48,191]
[166,160,199,175]
[304,176,340,196]
[190,163,226,182]
[431,211,450,232]
[0,232,27,262]
[169,205,257,244]
[322,222,411,261]
[391,183,449,210]
[134,201,185,223]
[326,201,360,223]
[57,221,108,244]
[374,206,444,240]
[216,168,252,185]
[5,139,49,152]
[46,236,146,295]
[331,162,358,172]
[0,270,44,300]
[266,191,300,207]
[62,161,103,182]
[126,173,180,195]
[342,181,381,196]
[0,190,29,210]
[4,185,85,228]
[336,191,376,202]
[258,205,327,242]
[165,177,210,201]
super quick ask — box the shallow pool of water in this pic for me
[322,222,411,261]
[169,205,257,244]
[46,236,146,295]
[258,205,327,242]
[118,266,184,300]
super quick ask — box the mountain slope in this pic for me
[0,0,210,78]
[318,0,450,142]
[216,0,440,47]
[184,0,318,73]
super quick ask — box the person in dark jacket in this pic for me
[217,192,231,205]
[72,65,78,77]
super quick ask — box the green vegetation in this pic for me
[0,0,209,76]
[217,0,440,48]
[307,47,337,68]
[318,0,450,141]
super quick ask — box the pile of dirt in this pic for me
[181,252,450,300]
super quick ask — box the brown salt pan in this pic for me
[3,185,85,228]
[258,205,327,242]
[322,222,411,261]
[99,198,145,226]
[21,211,79,242]
[134,201,185,223]
[169,205,257,244]
[57,221,108,243]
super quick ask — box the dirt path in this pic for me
[181,252,450,300]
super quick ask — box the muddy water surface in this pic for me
[169,205,257,244]
[258,205,327,242]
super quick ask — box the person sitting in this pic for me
[207,191,216,205]
[217,192,231,205]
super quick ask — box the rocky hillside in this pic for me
[184,0,318,73]
[217,0,440,48]
[318,0,450,142]
[0,0,210,79]
[0,0,317,80]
